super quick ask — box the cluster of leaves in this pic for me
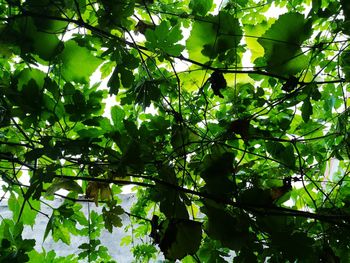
[1,0,350,262]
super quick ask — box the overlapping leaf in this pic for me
[60,40,102,83]
[186,11,242,62]
[145,21,185,56]
[258,12,312,75]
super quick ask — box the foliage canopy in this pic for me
[0,0,350,262]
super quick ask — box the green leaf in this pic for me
[159,219,202,260]
[120,67,134,88]
[60,40,102,83]
[155,165,189,219]
[202,203,249,251]
[102,204,124,233]
[340,50,350,80]
[77,128,105,138]
[122,53,140,69]
[312,0,321,14]
[309,84,322,101]
[134,80,161,109]
[100,61,115,79]
[200,152,236,197]
[258,13,311,75]
[159,191,189,219]
[8,194,40,226]
[57,203,75,218]
[82,116,112,130]
[3,17,61,61]
[266,142,295,168]
[196,239,229,263]
[99,0,135,27]
[283,145,296,168]
[108,66,134,95]
[43,214,54,242]
[1,0,350,261]
[271,231,315,261]
[111,105,125,130]
[107,67,121,95]
[145,21,185,56]
[209,71,227,98]
[186,11,242,62]
[0,221,36,262]
[45,178,83,196]
[301,98,313,123]
[17,68,46,90]
[52,219,71,245]
[189,0,213,15]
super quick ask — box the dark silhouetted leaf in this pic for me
[102,204,124,233]
[202,202,250,251]
[157,219,202,260]
[266,142,295,168]
[282,76,299,92]
[301,98,313,123]
[209,71,226,98]
[201,152,236,197]
[340,50,350,80]
[229,119,250,139]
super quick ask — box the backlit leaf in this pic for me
[60,40,102,83]
[145,21,185,56]
[45,178,83,196]
[8,194,40,227]
[189,0,213,15]
[186,11,242,62]
[258,13,311,75]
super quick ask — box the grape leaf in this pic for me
[186,11,242,61]
[60,40,102,83]
[102,204,124,233]
[189,0,213,15]
[145,21,185,56]
[258,13,312,75]
[209,71,226,98]
[301,98,313,123]
[158,219,202,260]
